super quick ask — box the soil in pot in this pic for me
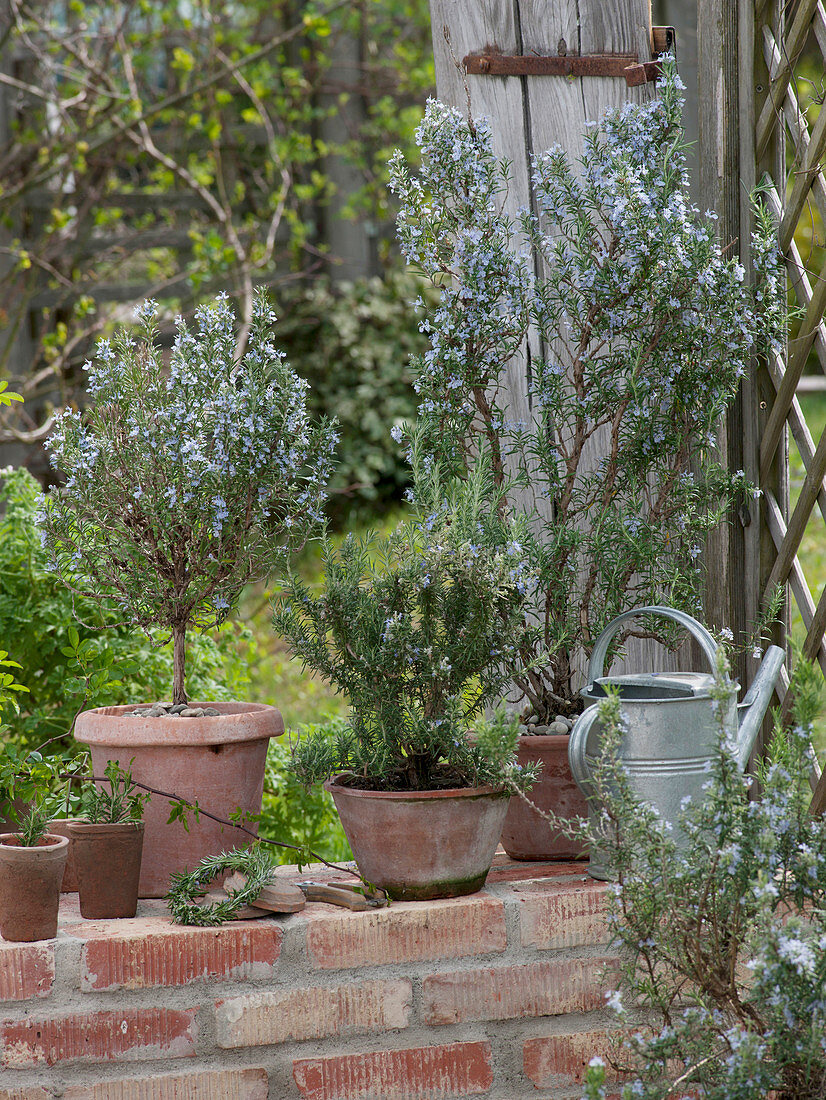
[74,701,283,897]
[0,834,69,941]
[326,778,509,901]
[68,821,145,919]
[500,733,588,861]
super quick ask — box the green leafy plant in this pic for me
[0,0,434,458]
[276,459,541,791]
[261,727,351,863]
[10,803,50,847]
[78,760,149,825]
[573,654,826,1100]
[39,292,337,705]
[389,58,786,718]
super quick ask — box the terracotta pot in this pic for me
[75,701,283,897]
[46,819,80,892]
[500,735,588,861]
[0,834,68,941]
[325,778,510,901]
[68,821,145,919]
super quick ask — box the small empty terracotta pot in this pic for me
[0,834,69,941]
[68,821,145,919]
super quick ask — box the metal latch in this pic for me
[462,25,676,88]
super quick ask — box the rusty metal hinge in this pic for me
[462,25,676,88]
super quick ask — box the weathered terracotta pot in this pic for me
[325,778,510,901]
[68,821,145,919]
[500,735,588,861]
[46,819,80,892]
[0,834,68,941]
[75,702,283,897]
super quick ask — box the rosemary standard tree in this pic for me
[276,459,540,792]
[40,292,337,705]
[388,59,785,719]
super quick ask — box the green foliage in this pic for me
[390,60,786,717]
[276,459,541,791]
[0,0,434,451]
[577,656,826,1100]
[79,760,149,824]
[271,272,431,522]
[261,726,351,863]
[0,465,254,748]
[0,383,22,408]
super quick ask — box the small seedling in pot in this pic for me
[10,802,50,846]
[79,760,149,824]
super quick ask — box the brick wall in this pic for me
[0,855,619,1100]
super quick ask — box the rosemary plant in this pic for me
[276,459,540,792]
[39,292,337,705]
[388,58,785,718]
[576,656,826,1100]
[79,760,148,824]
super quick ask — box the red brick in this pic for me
[76,919,281,991]
[523,1030,622,1088]
[305,894,506,969]
[0,942,54,1001]
[62,1068,268,1099]
[292,1041,493,1099]
[216,979,411,1047]
[0,1007,197,1068]
[515,880,610,949]
[422,957,619,1024]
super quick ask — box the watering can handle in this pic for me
[568,703,600,795]
[586,605,719,685]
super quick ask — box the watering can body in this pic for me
[568,606,785,881]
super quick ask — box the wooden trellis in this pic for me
[753,0,826,809]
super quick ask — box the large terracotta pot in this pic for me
[325,778,509,901]
[0,834,68,941]
[500,735,588,861]
[69,821,145,919]
[75,702,283,897]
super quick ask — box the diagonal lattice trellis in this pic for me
[754,0,826,809]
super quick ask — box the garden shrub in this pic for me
[272,271,430,523]
[579,655,826,1100]
[389,59,785,718]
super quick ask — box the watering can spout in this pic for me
[735,645,786,772]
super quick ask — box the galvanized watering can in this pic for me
[568,605,786,881]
